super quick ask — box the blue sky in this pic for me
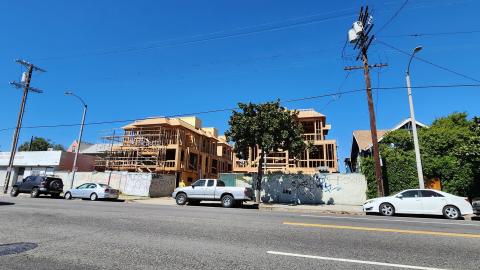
[1,0,479,172]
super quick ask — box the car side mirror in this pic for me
[396,195,403,199]
[192,185,195,189]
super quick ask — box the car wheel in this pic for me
[90,193,98,201]
[221,194,235,208]
[10,187,19,197]
[443,205,460,219]
[175,193,187,205]
[49,179,62,190]
[30,188,40,198]
[379,203,395,216]
[64,192,72,200]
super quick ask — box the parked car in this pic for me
[10,175,64,198]
[64,183,119,201]
[363,189,473,219]
[472,198,480,216]
[172,179,253,208]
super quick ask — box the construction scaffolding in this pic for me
[96,117,234,184]
[98,127,183,173]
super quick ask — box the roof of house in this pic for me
[352,130,388,151]
[67,141,94,153]
[352,118,428,151]
[80,143,119,154]
[391,117,428,130]
[296,109,325,118]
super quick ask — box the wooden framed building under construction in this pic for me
[233,109,338,174]
[97,116,233,185]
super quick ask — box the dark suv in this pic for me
[10,175,64,198]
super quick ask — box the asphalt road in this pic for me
[1,195,479,270]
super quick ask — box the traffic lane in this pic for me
[3,195,479,233]
[0,200,385,270]
[0,216,451,270]
[287,214,480,235]
[3,195,480,235]
[2,198,479,269]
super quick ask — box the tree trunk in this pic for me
[255,150,265,204]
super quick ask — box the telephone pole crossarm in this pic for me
[344,63,388,71]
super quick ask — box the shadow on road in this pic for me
[187,202,258,210]
[366,212,466,220]
[0,201,15,206]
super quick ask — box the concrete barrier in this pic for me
[220,172,367,206]
[2,171,175,197]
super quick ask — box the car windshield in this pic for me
[99,184,112,188]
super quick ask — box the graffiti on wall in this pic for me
[259,172,342,204]
[313,173,341,193]
[123,173,151,196]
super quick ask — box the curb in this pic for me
[259,205,365,216]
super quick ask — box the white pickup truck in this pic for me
[172,179,253,207]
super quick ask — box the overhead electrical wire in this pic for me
[379,30,480,38]
[375,0,410,35]
[376,39,480,83]
[35,8,356,61]
[0,83,479,133]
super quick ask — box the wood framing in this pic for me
[97,117,233,185]
[233,109,339,174]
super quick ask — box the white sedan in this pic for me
[64,183,119,201]
[363,189,473,219]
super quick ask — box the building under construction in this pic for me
[98,116,233,185]
[233,109,338,174]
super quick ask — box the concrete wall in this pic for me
[56,171,176,197]
[219,172,367,205]
[0,170,175,197]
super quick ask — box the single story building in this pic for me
[0,151,95,188]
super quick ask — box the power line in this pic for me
[35,9,355,61]
[1,83,479,133]
[379,30,480,38]
[376,39,480,83]
[375,0,409,35]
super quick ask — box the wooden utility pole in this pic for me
[3,60,45,194]
[347,6,385,196]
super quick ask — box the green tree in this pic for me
[362,113,480,198]
[225,101,305,204]
[18,137,65,151]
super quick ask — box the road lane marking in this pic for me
[283,222,480,238]
[267,251,448,270]
[299,214,480,227]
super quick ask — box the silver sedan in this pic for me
[64,183,119,201]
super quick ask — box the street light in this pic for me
[65,91,87,189]
[405,46,425,189]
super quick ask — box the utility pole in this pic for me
[3,60,45,194]
[347,6,385,196]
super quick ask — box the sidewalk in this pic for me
[122,195,177,206]
[259,203,364,215]
[124,195,363,215]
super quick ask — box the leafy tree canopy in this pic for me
[225,100,305,203]
[225,101,305,159]
[362,113,480,198]
[18,137,65,152]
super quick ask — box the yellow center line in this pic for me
[283,222,480,239]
